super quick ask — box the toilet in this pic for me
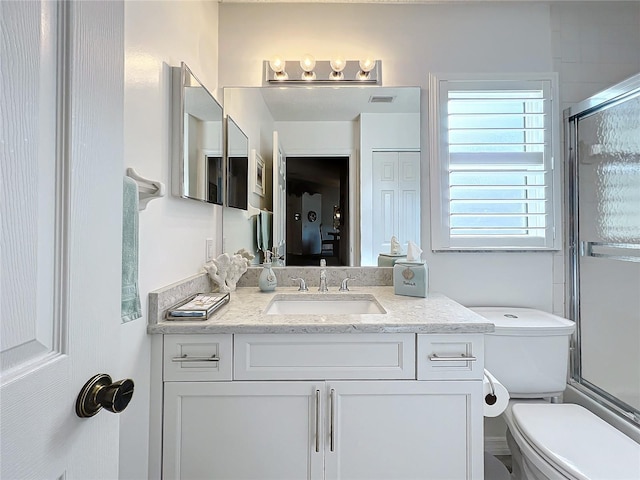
[471,307,640,480]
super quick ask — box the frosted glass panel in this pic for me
[575,93,640,414]
[578,96,640,243]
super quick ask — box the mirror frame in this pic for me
[171,62,224,205]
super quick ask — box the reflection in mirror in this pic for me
[226,116,248,210]
[171,62,224,204]
[223,86,421,266]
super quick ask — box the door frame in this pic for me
[283,148,358,265]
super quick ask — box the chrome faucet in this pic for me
[319,259,328,292]
[339,277,352,292]
[290,277,308,292]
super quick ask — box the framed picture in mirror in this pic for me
[251,149,265,197]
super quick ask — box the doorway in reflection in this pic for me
[286,156,349,266]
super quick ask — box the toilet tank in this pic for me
[469,307,576,398]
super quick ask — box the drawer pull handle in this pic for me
[428,353,477,362]
[315,389,321,453]
[330,388,336,452]
[172,354,220,363]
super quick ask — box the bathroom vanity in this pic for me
[149,280,493,480]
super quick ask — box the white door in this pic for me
[1,2,124,478]
[324,381,482,480]
[372,151,420,258]
[272,131,287,263]
[163,381,325,479]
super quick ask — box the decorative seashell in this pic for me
[204,252,250,292]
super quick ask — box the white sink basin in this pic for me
[264,294,386,315]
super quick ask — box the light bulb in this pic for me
[269,55,286,73]
[330,56,346,73]
[300,54,316,72]
[359,57,376,73]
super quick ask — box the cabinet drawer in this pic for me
[163,334,232,381]
[234,333,415,380]
[417,334,484,380]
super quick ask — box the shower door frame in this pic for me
[564,72,640,427]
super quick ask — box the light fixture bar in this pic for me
[263,60,381,86]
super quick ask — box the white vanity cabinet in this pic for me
[161,333,484,480]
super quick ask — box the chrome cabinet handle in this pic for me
[171,354,219,362]
[330,388,336,452]
[428,353,477,362]
[315,389,321,453]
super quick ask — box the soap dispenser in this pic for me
[258,251,278,292]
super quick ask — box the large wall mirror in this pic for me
[171,62,224,204]
[222,86,421,267]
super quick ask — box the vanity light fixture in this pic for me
[264,56,381,85]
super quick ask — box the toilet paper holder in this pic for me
[484,369,497,405]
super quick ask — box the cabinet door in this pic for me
[163,381,324,480]
[325,381,483,480]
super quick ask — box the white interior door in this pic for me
[1,2,124,478]
[371,151,420,258]
[272,131,287,263]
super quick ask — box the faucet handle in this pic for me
[339,277,353,292]
[290,277,308,292]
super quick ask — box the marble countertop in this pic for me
[148,286,494,335]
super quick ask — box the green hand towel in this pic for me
[122,176,142,322]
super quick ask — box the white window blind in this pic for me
[429,74,560,251]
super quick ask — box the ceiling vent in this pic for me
[369,95,396,104]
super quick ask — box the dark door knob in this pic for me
[76,374,134,418]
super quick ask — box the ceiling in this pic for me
[259,86,420,121]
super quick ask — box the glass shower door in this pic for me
[566,74,640,424]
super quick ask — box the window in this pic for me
[428,73,561,251]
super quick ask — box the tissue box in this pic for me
[393,261,428,298]
[377,254,407,267]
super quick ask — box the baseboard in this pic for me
[485,436,511,456]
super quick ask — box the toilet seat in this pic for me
[509,403,640,480]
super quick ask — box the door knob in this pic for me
[75,374,134,418]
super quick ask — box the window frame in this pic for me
[428,72,562,251]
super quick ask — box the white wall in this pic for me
[121,2,219,478]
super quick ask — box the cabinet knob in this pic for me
[75,374,134,418]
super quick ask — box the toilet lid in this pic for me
[512,403,640,480]
[469,307,575,336]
